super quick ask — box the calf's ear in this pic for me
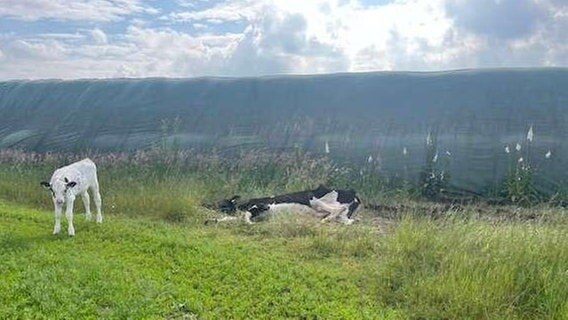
[40,181,51,189]
[230,195,241,203]
[66,181,77,188]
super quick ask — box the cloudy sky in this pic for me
[0,0,566,79]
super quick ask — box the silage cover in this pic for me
[1,68,568,194]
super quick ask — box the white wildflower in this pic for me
[426,132,433,146]
[445,150,451,156]
[368,155,373,163]
[325,141,330,154]
[545,151,552,159]
[516,143,522,152]
[527,125,534,142]
[518,157,524,163]
[403,147,408,156]
[432,152,438,163]
[505,145,510,153]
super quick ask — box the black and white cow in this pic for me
[213,185,360,225]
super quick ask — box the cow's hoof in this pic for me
[204,219,217,225]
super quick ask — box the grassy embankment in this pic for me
[1,152,568,319]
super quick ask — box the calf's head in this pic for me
[218,195,241,213]
[40,178,77,206]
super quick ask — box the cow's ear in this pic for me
[230,195,241,203]
[66,181,77,188]
[40,181,51,189]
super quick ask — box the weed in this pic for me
[500,126,544,206]
[419,130,451,200]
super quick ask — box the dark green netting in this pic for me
[1,68,568,194]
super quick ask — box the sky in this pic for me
[0,0,566,80]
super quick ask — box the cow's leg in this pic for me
[244,211,254,224]
[321,206,348,224]
[82,191,92,221]
[205,216,238,225]
[347,201,360,219]
[338,210,355,225]
[92,181,103,224]
[66,196,76,236]
[53,204,62,235]
[313,208,331,219]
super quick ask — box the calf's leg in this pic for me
[66,196,76,236]
[92,182,103,224]
[82,191,92,221]
[320,206,348,224]
[53,204,62,235]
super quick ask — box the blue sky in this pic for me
[0,0,566,79]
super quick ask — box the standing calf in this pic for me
[215,185,360,225]
[40,158,102,236]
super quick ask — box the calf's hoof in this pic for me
[204,219,218,225]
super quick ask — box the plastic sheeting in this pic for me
[1,68,568,194]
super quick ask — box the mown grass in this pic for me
[2,153,568,319]
[0,201,393,319]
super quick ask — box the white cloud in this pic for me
[91,28,108,45]
[166,0,261,23]
[0,25,244,79]
[9,39,67,60]
[0,0,566,79]
[0,0,157,22]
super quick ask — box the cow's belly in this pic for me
[309,197,349,214]
[266,203,327,218]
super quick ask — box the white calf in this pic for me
[40,158,102,236]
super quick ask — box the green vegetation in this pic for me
[2,151,568,319]
[0,149,406,220]
[377,217,568,319]
[0,201,394,319]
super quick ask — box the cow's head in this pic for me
[41,177,77,206]
[218,195,241,213]
[240,202,270,216]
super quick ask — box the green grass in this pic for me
[3,200,568,319]
[0,200,394,319]
[0,151,409,219]
[2,157,568,319]
[376,217,568,319]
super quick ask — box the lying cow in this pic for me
[40,158,102,236]
[212,185,360,225]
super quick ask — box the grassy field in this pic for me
[2,152,568,319]
[0,200,392,319]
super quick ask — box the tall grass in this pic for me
[3,149,568,318]
[375,217,568,319]
[0,149,404,221]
